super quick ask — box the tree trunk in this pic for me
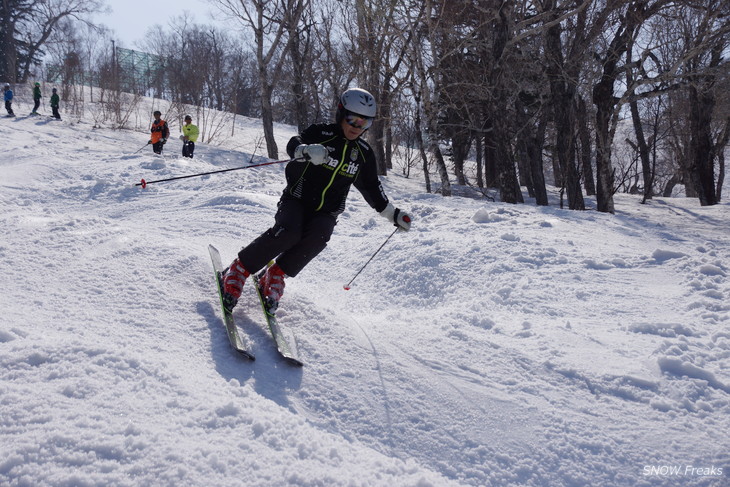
[716,150,725,201]
[414,100,432,193]
[260,82,278,159]
[715,119,729,200]
[431,142,451,196]
[369,118,387,175]
[576,96,596,196]
[494,115,523,204]
[515,95,548,205]
[451,130,471,186]
[593,78,616,213]
[516,137,534,197]
[590,0,666,212]
[662,174,680,197]
[483,119,498,188]
[491,6,521,203]
[626,41,653,203]
[544,13,584,210]
[591,17,631,214]
[687,85,717,206]
[0,13,17,83]
[288,29,308,133]
[529,117,549,206]
[629,96,653,202]
[475,134,484,189]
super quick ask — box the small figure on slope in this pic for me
[180,114,199,158]
[149,110,169,155]
[3,84,14,117]
[31,82,41,115]
[50,88,61,120]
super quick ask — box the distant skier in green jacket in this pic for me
[50,88,61,120]
[181,114,199,158]
[31,82,41,115]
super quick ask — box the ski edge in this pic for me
[252,274,303,367]
[208,244,255,361]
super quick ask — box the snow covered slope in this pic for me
[1,113,728,486]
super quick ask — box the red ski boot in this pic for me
[258,263,286,310]
[221,258,249,309]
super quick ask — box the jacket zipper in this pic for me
[316,141,349,211]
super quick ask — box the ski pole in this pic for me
[343,227,400,291]
[134,142,150,154]
[136,157,303,188]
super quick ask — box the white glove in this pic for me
[294,144,329,165]
[380,202,412,231]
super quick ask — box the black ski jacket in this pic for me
[284,123,389,216]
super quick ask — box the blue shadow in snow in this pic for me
[196,300,303,411]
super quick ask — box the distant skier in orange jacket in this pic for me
[149,111,170,154]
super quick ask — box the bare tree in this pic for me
[575,94,596,196]
[678,1,729,206]
[283,0,318,132]
[542,0,592,210]
[408,0,452,196]
[323,0,420,175]
[591,1,675,213]
[0,0,104,83]
[214,0,307,159]
[309,0,357,119]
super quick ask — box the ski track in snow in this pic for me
[1,112,729,487]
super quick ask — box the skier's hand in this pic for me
[162,138,167,144]
[294,144,329,165]
[380,203,412,231]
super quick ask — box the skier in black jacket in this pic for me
[221,88,412,310]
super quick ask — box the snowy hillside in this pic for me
[1,112,729,487]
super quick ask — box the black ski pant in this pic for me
[152,141,164,154]
[5,101,12,116]
[33,98,40,113]
[52,106,61,119]
[238,197,336,277]
[182,141,195,158]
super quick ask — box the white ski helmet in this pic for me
[338,88,376,119]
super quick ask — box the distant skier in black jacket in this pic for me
[221,88,412,310]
